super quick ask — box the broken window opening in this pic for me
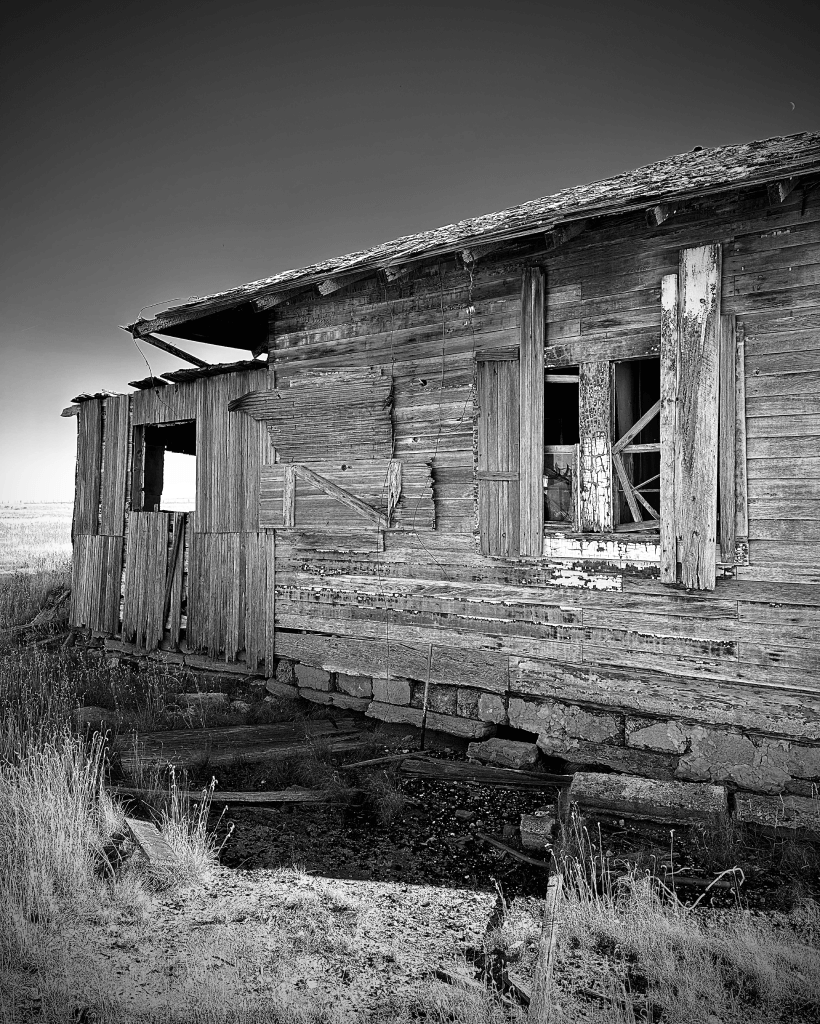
[612,358,661,533]
[134,420,197,513]
[544,368,580,528]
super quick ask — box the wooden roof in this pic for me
[129,132,820,343]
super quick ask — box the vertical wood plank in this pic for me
[74,400,103,537]
[675,244,722,591]
[519,267,545,555]
[283,465,297,527]
[734,321,749,545]
[718,314,736,564]
[659,274,679,583]
[579,362,612,532]
[477,359,520,555]
[100,395,130,536]
[264,530,276,677]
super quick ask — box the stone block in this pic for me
[274,659,295,686]
[569,771,727,823]
[264,679,299,699]
[520,812,556,853]
[537,736,679,780]
[335,673,372,699]
[735,792,820,837]
[676,728,791,794]
[478,693,506,724]
[371,677,412,706]
[230,700,252,714]
[468,737,539,770]
[626,717,688,754]
[295,665,332,692]
[366,702,493,739]
[508,697,621,745]
[787,744,820,781]
[456,688,481,720]
[300,689,370,712]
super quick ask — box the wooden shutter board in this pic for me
[477,359,521,556]
[675,244,722,591]
[734,321,750,547]
[719,314,737,563]
[519,268,545,555]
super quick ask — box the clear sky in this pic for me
[1,0,817,501]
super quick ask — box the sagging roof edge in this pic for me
[128,132,820,343]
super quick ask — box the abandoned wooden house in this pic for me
[65,132,820,806]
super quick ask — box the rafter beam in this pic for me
[546,219,588,249]
[121,327,209,369]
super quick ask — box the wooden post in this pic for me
[520,268,545,555]
[659,274,679,583]
[675,244,722,590]
[529,869,562,1022]
[578,363,612,532]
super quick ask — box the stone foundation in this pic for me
[103,639,820,802]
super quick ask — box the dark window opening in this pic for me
[613,358,660,532]
[544,367,579,526]
[135,420,196,512]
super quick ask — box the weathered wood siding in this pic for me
[70,180,820,791]
[265,183,820,771]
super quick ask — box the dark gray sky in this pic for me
[2,0,817,501]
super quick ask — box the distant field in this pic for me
[0,502,72,573]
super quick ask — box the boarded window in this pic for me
[230,370,393,461]
[477,356,520,556]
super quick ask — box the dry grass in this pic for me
[480,815,820,1024]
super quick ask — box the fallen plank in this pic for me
[337,752,429,771]
[115,719,369,771]
[124,816,177,869]
[475,831,550,869]
[569,772,728,823]
[401,758,571,790]
[115,785,359,806]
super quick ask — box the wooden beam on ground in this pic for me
[124,816,177,869]
[400,758,571,789]
[123,327,209,369]
[116,786,358,806]
[475,831,550,869]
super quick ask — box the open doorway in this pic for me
[133,420,196,512]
